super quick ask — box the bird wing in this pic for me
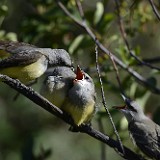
[0,41,37,54]
[129,120,160,159]
[155,124,160,148]
[0,51,43,68]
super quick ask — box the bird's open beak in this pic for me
[75,65,84,81]
[112,105,127,110]
[120,93,131,105]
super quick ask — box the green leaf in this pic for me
[94,2,104,25]
[69,35,84,54]
[6,32,17,41]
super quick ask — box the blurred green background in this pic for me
[0,0,160,159]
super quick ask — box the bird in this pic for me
[41,66,76,107]
[113,94,160,159]
[0,41,72,83]
[41,65,96,126]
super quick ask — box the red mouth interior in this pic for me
[75,66,84,80]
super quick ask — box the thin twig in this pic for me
[95,45,125,154]
[109,52,123,93]
[75,0,85,19]
[114,0,160,71]
[148,0,160,21]
[75,1,124,152]
[0,74,145,160]
[56,0,160,94]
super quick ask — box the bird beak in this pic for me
[75,65,84,80]
[112,105,127,110]
[120,93,131,104]
[112,93,128,110]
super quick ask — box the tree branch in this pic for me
[114,0,160,71]
[0,74,145,160]
[148,0,160,21]
[56,0,160,94]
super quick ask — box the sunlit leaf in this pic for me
[69,35,84,54]
[94,2,104,25]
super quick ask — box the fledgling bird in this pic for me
[0,41,72,83]
[113,95,160,160]
[41,66,76,107]
[41,66,96,126]
[63,66,96,126]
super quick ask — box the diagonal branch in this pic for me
[148,0,160,21]
[114,0,160,71]
[0,74,145,160]
[56,0,160,94]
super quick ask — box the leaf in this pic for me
[69,35,84,54]
[94,2,104,25]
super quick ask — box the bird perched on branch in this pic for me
[41,66,76,107]
[113,95,160,160]
[41,66,96,126]
[0,41,72,83]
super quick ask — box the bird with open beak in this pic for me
[62,66,96,126]
[113,94,160,159]
[41,66,96,126]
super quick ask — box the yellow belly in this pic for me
[63,101,95,126]
[0,57,47,83]
[44,89,66,109]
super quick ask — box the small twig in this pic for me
[98,118,107,160]
[148,0,160,21]
[109,52,123,94]
[56,0,160,94]
[75,0,85,20]
[114,0,160,71]
[95,45,125,155]
[0,74,145,160]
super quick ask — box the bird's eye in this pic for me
[128,104,137,112]
[85,75,90,80]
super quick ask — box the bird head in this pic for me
[72,65,95,94]
[113,94,145,122]
[74,66,93,85]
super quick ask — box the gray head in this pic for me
[51,66,75,78]
[45,49,73,67]
[73,66,95,91]
[68,66,96,106]
[113,94,145,123]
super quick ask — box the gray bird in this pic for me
[41,66,76,107]
[113,95,160,159]
[41,66,96,126]
[0,41,72,83]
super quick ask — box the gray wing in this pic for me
[0,51,43,68]
[129,120,160,159]
[0,40,37,54]
[0,41,72,67]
